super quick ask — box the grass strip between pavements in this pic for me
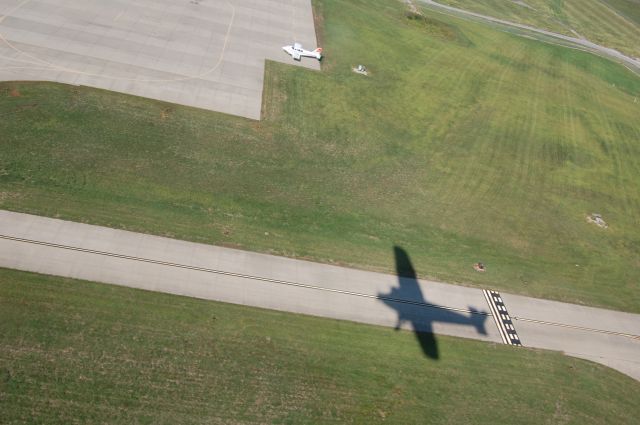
[1,267,639,423]
[0,0,639,312]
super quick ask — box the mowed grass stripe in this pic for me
[435,0,640,57]
[565,0,640,52]
[0,0,639,311]
[603,0,640,26]
[1,268,640,423]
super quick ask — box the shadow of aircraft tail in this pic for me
[379,246,488,360]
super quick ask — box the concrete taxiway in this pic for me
[0,0,320,119]
[1,210,639,380]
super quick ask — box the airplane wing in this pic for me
[292,50,301,60]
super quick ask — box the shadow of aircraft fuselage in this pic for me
[379,247,488,359]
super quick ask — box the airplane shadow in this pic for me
[379,246,489,360]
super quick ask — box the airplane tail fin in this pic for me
[314,47,323,59]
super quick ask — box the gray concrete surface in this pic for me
[0,0,320,119]
[1,210,639,380]
[502,293,640,382]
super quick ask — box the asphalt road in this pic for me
[1,210,639,380]
[420,0,640,74]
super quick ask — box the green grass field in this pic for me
[434,0,640,58]
[1,0,639,312]
[604,0,640,26]
[1,268,639,424]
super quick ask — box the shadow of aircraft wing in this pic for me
[379,246,488,359]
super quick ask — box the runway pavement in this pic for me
[1,210,639,380]
[0,0,320,119]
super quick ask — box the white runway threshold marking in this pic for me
[483,289,522,346]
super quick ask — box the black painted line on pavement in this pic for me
[6,234,637,340]
[0,234,488,316]
[512,316,640,340]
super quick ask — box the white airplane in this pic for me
[282,43,322,61]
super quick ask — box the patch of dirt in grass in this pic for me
[312,1,326,52]
[549,394,571,425]
[10,103,39,114]
[68,87,84,108]
[0,191,23,203]
[261,67,287,121]
[312,1,335,72]
[404,6,473,47]
[160,107,173,121]
[9,87,21,97]
[1,367,11,383]
[506,235,532,252]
